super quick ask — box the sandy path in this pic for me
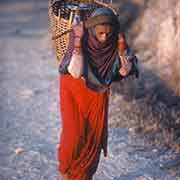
[0,1,179,179]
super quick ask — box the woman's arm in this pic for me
[117,33,138,77]
[67,23,84,78]
[117,33,132,76]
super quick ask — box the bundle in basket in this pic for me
[48,0,115,63]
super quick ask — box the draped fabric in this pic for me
[85,28,118,80]
[83,28,119,86]
[58,74,109,180]
[82,8,120,91]
[58,7,121,180]
[59,7,121,92]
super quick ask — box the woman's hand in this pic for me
[73,22,84,48]
[67,52,83,78]
[73,22,84,37]
[119,56,132,76]
[118,33,132,76]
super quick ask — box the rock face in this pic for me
[109,0,180,149]
[129,0,180,95]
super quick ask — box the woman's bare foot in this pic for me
[61,173,68,180]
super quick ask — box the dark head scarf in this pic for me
[83,8,120,90]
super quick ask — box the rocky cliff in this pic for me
[110,0,180,151]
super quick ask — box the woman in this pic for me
[58,7,138,180]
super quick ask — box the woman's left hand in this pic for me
[119,56,132,76]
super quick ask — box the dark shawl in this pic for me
[59,8,122,92]
[82,8,121,92]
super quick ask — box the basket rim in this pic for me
[48,0,118,62]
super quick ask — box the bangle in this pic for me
[74,35,81,39]
[74,38,81,48]
[73,47,81,54]
[74,36,82,43]
[74,37,81,42]
[74,37,81,41]
[74,46,81,49]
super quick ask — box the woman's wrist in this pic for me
[74,36,82,49]
[73,47,82,55]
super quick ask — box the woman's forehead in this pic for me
[95,24,113,33]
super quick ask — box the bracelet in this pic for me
[74,46,81,49]
[74,37,81,44]
[73,47,82,55]
[74,35,82,39]
[74,37,81,42]
[74,36,82,42]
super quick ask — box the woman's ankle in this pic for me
[61,173,68,180]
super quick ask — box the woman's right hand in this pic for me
[67,53,83,79]
[73,22,84,48]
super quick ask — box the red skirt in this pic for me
[58,74,109,180]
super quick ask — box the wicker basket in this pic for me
[48,0,114,63]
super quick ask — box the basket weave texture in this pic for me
[48,0,110,62]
